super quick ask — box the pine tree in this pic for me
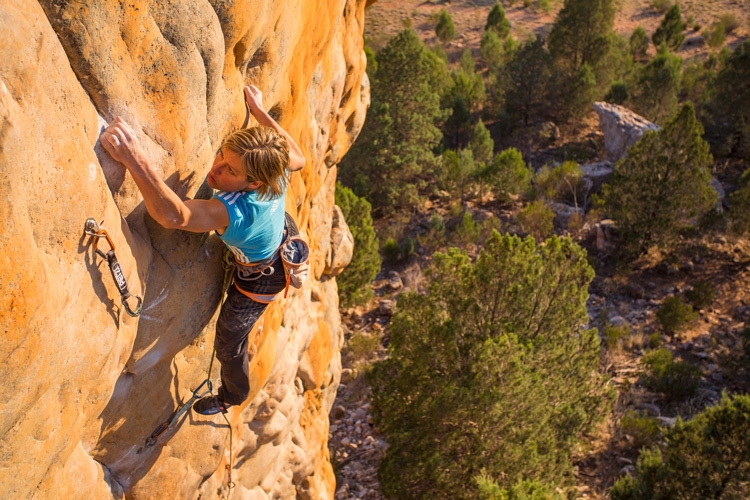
[705,40,750,159]
[629,44,682,123]
[334,183,381,307]
[369,233,611,499]
[611,394,750,500]
[485,2,511,38]
[652,4,685,51]
[480,147,531,202]
[436,9,456,43]
[629,26,649,62]
[603,103,716,259]
[339,29,449,214]
[443,51,486,149]
[505,35,552,126]
[548,0,616,75]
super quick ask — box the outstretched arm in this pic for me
[101,117,229,232]
[244,86,306,172]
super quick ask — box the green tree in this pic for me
[481,29,506,72]
[611,394,750,500]
[652,4,685,51]
[548,0,616,76]
[443,51,486,148]
[505,35,552,126]
[629,45,682,123]
[603,103,716,259]
[334,183,381,307]
[729,168,750,234]
[436,9,456,43]
[470,119,495,167]
[705,40,750,159]
[630,26,650,62]
[369,233,610,499]
[481,147,531,201]
[486,2,511,38]
[339,29,449,214]
[441,149,477,203]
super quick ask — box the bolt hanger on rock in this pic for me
[84,217,143,317]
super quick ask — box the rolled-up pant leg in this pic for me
[214,285,268,406]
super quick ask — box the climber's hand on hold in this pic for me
[101,117,148,170]
[244,85,265,118]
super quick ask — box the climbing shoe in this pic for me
[193,396,232,415]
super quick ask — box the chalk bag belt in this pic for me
[84,218,143,317]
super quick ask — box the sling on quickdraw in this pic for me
[84,218,143,317]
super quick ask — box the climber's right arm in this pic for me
[101,117,229,233]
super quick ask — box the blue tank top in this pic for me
[212,189,285,263]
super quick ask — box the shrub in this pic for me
[454,211,480,244]
[605,81,628,104]
[656,296,698,334]
[602,103,715,260]
[683,281,715,309]
[517,200,555,240]
[534,161,585,207]
[481,147,531,201]
[610,394,750,499]
[706,22,726,50]
[641,348,702,401]
[629,44,683,123]
[630,26,650,61]
[436,9,456,42]
[335,183,382,307]
[369,233,610,499]
[719,13,739,34]
[652,4,685,51]
[485,2,511,38]
[649,0,671,13]
[382,237,400,264]
[604,323,631,350]
[620,410,662,450]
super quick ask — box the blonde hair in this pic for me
[222,126,289,200]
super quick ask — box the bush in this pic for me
[369,234,610,499]
[436,9,456,42]
[629,44,683,123]
[652,4,685,51]
[610,394,750,499]
[641,348,702,401]
[454,211,480,244]
[706,22,727,50]
[620,410,662,450]
[604,323,631,350]
[683,281,715,309]
[656,296,698,334]
[335,183,382,307]
[603,103,716,260]
[485,2,511,38]
[481,147,531,202]
[630,26,649,61]
[533,161,585,207]
[382,237,400,264]
[649,0,671,13]
[719,13,739,34]
[517,200,555,240]
[605,81,628,104]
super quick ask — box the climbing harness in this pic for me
[84,218,143,317]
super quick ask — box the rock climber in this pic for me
[101,85,306,415]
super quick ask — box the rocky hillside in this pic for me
[0,0,369,498]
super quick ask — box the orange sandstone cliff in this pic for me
[0,0,369,498]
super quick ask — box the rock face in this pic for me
[0,0,368,498]
[593,102,660,162]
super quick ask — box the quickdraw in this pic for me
[84,218,143,317]
[145,378,213,447]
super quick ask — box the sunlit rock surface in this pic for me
[0,0,368,498]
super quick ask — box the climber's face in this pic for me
[207,147,261,192]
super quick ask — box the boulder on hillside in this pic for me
[593,102,660,162]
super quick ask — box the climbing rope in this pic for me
[144,249,237,496]
[84,218,143,317]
